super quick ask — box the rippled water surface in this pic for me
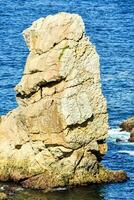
[0,0,134,199]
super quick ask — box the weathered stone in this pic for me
[0,12,127,190]
[120,117,134,142]
[120,117,134,132]
[128,130,134,142]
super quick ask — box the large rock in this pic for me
[0,12,127,190]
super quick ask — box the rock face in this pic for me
[0,12,127,189]
[120,117,134,142]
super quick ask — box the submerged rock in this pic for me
[0,12,127,190]
[128,131,134,142]
[116,138,127,143]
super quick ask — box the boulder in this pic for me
[120,117,134,142]
[0,12,127,190]
[120,117,134,132]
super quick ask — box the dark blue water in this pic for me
[0,0,134,199]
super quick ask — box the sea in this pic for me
[0,0,134,199]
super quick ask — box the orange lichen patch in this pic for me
[98,143,108,155]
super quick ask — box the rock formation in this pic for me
[120,117,134,142]
[0,12,127,190]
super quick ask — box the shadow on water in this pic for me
[6,185,104,200]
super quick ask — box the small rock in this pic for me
[128,132,134,142]
[120,117,134,132]
[128,138,134,142]
[116,138,126,143]
[120,117,134,142]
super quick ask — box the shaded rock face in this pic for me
[0,12,126,189]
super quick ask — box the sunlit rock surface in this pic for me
[0,12,127,189]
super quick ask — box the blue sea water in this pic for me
[0,0,134,199]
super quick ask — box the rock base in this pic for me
[21,165,127,190]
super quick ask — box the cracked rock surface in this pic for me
[0,12,127,190]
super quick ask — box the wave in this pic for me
[118,150,134,156]
[108,128,130,142]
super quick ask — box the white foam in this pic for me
[52,187,67,191]
[108,128,130,142]
[118,150,134,156]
